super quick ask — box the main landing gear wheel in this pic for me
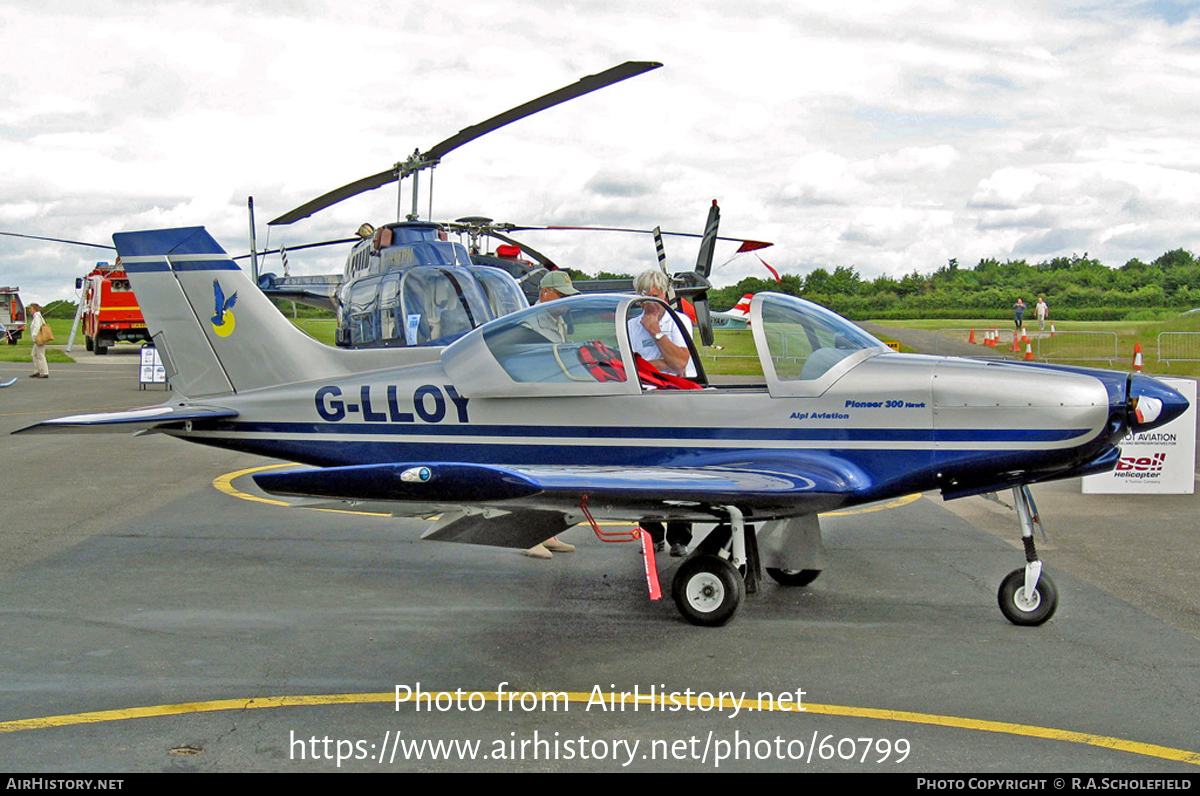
[672,555,745,627]
[997,568,1058,626]
[766,568,821,587]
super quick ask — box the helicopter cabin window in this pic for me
[398,267,494,346]
[483,296,627,384]
[347,276,381,346]
[759,295,885,382]
[377,273,401,342]
[468,266,528,319]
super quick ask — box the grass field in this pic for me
[875,315,1200,377]
[0,335,75,364]
[26,311,1195,378]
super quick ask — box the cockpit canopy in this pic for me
[751,292,889,394]
[442,292,889,398]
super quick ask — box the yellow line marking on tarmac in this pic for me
[824,492,922,516]
[1,691,1196,765]
[212,464,392,517]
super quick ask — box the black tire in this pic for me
[95,339,108,355]
[671,555,744,627]
[997,568,1058,626]
[766,567,821,587]
[85,335,93,352]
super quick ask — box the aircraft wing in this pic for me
[253,456,872,547]
[14,404,238,434]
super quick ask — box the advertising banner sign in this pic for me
[1082,377,1196,494]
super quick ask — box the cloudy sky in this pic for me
[3,0,1200,303]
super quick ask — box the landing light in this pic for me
[401,466,432,483]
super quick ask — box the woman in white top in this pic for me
[28,303,49,379]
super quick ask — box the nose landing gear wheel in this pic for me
[672,555,744,627]
[997,568,1058,626]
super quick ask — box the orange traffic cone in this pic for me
[1021,325,1030,343]
[1132,343,1143,372]
[1024,341,1034,361]
[968,328,976,344]
[1049,323,1056,337]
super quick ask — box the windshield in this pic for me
[757,294,887,382]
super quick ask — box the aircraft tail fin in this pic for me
[731,293,753,317]
[113,227,404,397]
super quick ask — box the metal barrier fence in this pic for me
[1034,331,1118,365]
[1158,331,1200,363]
[933,328,1118,364]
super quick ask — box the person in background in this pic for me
[28,303,49,379]
[522,271,580,560]
[1036,295,1048,331]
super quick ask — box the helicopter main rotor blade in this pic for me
[0,231,114,250]
[269,61,662,227]
[487,230,561,271]
[231,236,360,261]
[268,169,398,227]
[423,61,661,164]
[544,224,771,250]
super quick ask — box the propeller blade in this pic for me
[269,61,662,227]
[694,297,714,347]
[694,199,720,279]
[652,226,668,274]
[0,231,114,250]
[687,200,720,345]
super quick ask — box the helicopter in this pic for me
[256,61,769,349]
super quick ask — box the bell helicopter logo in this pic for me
[1115,452,1166,472]
[210,279,238,337]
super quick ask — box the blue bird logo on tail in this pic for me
[211,279,238,337]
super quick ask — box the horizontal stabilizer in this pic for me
[15,404,237,434]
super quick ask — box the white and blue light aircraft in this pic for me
[21,227,1189,626]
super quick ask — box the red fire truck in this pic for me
[78,262,150,354]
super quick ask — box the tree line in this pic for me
[40,249,1200,324]
[701,249,1200,321]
